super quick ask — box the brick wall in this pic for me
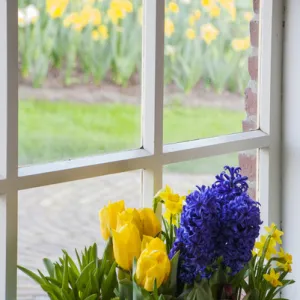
[239,0,259,200]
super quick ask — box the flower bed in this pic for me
[19,0,252,93]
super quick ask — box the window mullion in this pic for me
[258,0,283,227]
[141,0,165,207]
[0,0,19,298]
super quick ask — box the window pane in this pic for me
[18,0,142,166]
[163,0,259,144]
[17,170,141,299]
[164,150,257,201]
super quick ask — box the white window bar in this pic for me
[141,0,165,208]
[258,0,284,227]
[0,0,19,298]
[282,0,300,297]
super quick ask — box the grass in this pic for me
[19,99,244,173]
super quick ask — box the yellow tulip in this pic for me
[117,208,142,237]
[112,223,141,271]
[136,238,170,291]
[139,208,161,237]
[98,200,125,240]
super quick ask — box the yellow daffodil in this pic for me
[255,235,277,260]
[81,6,102,26]
[46,0,69,19]
[136,238,170,291]
[265,223,284,244]
[263,269,283,287]
[194,9,201,19]
[139,208,161,237]
[219,0,236,21]
[63,12,78,28]
[108,0,133,24]
[159,185,185,215]
[201,0,214,7]
[244,11,253,22]
[231,37,250,52]
[165,18,175,37]
[92,30,100,41]
[189,15,196,26]
[98,200,125,240]
[209,4,221,17]
[117,208,142,237]
[200,23,219,45]
[112,223,141,271]
[277,261,292,273]
[163,210,178,225]
[186,28,196,40]
[98,25,109,39]
[168,2,179,13]
[278,247,293,264]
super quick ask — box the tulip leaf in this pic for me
[17,265,45,286]
[43,258,55,278]
[83,295,98,300]
[101,261,117,300]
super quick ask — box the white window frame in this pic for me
[0,0,283,299]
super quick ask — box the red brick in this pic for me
[248,55,258,81]
[250,20,259,47]
[245,88,257,115]
[242,119,257,132]
[239,154,257,181]
[253,0,260,14]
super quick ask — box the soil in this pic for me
[18,76,245,111]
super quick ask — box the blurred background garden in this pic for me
[18,0,254,173]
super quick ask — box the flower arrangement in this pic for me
[19,166,295,299]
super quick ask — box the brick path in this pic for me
[17,170,214,300]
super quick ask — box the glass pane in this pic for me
[18,170,141,299]
[164,150,257,200]
[18,0,142,166]
[163,0,258,144]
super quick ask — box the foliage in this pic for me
[18,0,253,93]
[18,242,117,300]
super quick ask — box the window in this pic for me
[0,1,283,299]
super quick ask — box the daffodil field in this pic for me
[18,0,253,93]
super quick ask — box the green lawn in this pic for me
[19,99,244,173]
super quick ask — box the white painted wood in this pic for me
[163,130,269,164]
[18,131,269,191]
[257,0,283,228]
[141,0,165,207]
[0,0,19,298]
[282,0,300,297]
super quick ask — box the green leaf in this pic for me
[83,295,98,300]
[43,258,55,277]
[62,254,69,291]
[101,261,117,300]
[76,261,95,290]
[17,265,44,285]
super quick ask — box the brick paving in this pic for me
[17,170,214,300]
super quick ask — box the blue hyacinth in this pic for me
[169,166,262,284]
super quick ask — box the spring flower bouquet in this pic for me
[19,167,294,299]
